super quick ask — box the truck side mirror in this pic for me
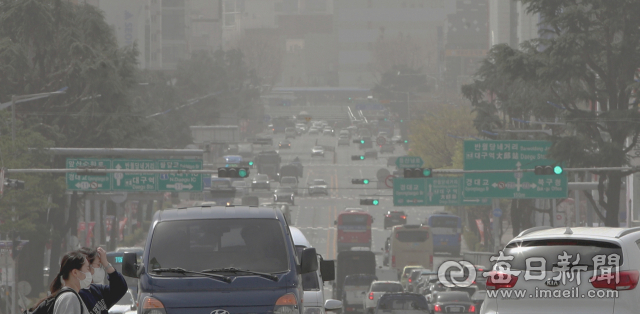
[122,252,139,278]
[300,247,318,274]
[320,259,335,282]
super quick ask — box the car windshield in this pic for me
[371,283,403,292]
[232,181,246,187]
[148,219,289,273]
[256,175,268,180]
[313,146,323,150]
[281,178,296,183]
[503,239,624,271]
[437,292,471,302]
[277,187,294,193]
[396,231,429,242]
[312,179,326,185]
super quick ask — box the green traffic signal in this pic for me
[238,169,248,178]
[360,155,365,160]
[363,179,369,184]
[372,199,379,205]
[404,140,409,144]
[248,161,254,166]
[553,166,563,175]
[360,139,365,144]
[422,168,431,177]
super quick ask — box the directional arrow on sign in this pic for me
[114,164,123,186]
[166,183,194,191]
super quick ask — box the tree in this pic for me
[463,0,640,227]
[409,104,477,169]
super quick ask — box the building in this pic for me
[334,0,455,88]
[190,0,223,53]
[444,0,489,91]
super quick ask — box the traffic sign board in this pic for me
[66,159,112,191]
[112,159,156,192]
[157,160,203,191]
[395,156,424,168]
[463,141,568,199]
[393,178,426,206]
[393,177,491,206]
[385,175,395,188]
[493,208,502,217]
[376,136,386,146]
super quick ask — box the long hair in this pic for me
[78,247,98,265]
[32,251,86,309]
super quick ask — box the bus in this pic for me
[390,225,433,277]
[334,209,373,252]
[425,212,462,256]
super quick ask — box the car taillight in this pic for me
[401,215,406,219]
[368,292,374,300]
[434,305,442,312]
[591,270,639,290]
[385,215,391,217]
[486,271,518,290]
[392,255,395,267]
[468,305,475,313]
[408,278,412,283]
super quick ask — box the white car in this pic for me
[311,146,325,157]
[308,179,329,196]
[108,290,135,314]
[338,136,350,146]
[481,226,640,314]
[231,180,248,195]
[289,227,343,314]
[363,281,404,314]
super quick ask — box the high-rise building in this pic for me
[334,0,455,88]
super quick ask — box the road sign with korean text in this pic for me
[112,159,157,192]
[394,177,491,206]
[393,178,426,206]
[157,160,203,192]
[66,159,112,191]
[463,141,568,199]
[395,156,424,168]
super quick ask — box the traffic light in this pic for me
[360,199,379,206]
[351,155,366,161]
[352,179,370,184]
[534,165,563,175]
[403,168,432,178]
[4,179,24,189]
[239,161,254,167]
[404,140,409,144]
[218,167,250,178]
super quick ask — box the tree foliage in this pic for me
[463,0,640,226]
[409,104,476,169]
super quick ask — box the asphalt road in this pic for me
[241,131,463,268]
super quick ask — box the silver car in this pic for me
[308,179,329,196]
[311,146,325,157]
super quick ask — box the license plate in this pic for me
[450,308,461,313]
[441,241,447,245]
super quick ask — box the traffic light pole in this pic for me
[3,166,639,174]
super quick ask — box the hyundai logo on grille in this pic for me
[211,310,230,314]
[545,279,560,287]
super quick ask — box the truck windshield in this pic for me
[149,219,289,273]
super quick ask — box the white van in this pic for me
[289,227,343,314]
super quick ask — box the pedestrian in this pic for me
[78,247,128,314]
[30,251,90,314]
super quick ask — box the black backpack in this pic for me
[24,289,85,314]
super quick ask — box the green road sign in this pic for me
[394,177,491,206]
[393,178,426,206]
[463,141,568,199]
[157,160,203,192]
[112,159,157,191]
[395,156,424,168]
[66,158,112,191]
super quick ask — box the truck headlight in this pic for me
[274,294,298,314]
[303,307,324,314]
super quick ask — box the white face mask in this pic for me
[91,267,105,285]
[79,271,93,289]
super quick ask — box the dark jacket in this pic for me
[78,270,128,314]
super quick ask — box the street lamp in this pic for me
[0,87,68,145]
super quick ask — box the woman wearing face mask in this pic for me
[30,251,91,314]
[78,247,127,314]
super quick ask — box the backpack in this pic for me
[23,289,85,314]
